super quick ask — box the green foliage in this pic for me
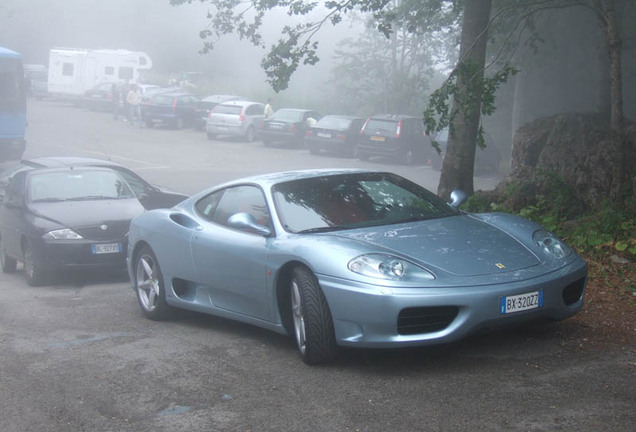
[466,170,636,260]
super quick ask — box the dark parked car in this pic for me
[83,82,118,111]
[0,166,145,286]
[194,95,245,130]
[0,157,188,210]
[304,115,366,157]
[258,108,322,147]
[142,92,200,129]
[358,114,432,165]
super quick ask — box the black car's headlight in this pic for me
[533,229,571,259]
[43,229,84,240]
[348,253,435,281]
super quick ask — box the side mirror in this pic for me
[227,212,271,236]
[449,190,467,208]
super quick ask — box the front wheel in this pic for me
[134,246,172,320]
[0,236,17,273]
[290,267,338,365]
[245,126,255,142]
[24,244,45,286]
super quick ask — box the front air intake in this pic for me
[397,306,459,335]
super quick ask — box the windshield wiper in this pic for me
[297,226,348,234]
[31,197,68,203]
[69,195,119,201]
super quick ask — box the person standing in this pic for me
[264,98,274,119]
[111,83,120,120]
[126,84,143,127]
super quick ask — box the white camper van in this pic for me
[47,48,152,99]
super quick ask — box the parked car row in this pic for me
[79,84,501,169]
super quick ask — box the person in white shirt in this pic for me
[126,85,143,127]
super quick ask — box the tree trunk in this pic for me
[437,0,492,199]
[594,0,625,202]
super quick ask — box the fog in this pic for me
[0,0,353,106]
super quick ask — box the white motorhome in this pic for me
[47,48,152,98]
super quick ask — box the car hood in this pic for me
[29,198,145,228]
[330,215,540,277]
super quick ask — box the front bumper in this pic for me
[31,237,128,272]
[319,257,587,348]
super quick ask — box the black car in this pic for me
[258,108,322,147]
[83,82,118,111]
[0,157,188,210]
[0,166,145,286]
[142,92,200,129]
[357,114,432,165]
[304,115,366,157]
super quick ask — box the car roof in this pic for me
[22,156,124,169]
[217,100,262,107]
[368,114,421,121]
[208,169,377,191]
[202,95,245,103]
[276,108,317,113]
[320,115,363,120]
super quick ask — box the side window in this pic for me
[195,190,224,222]
[6,172,27,205]
[62,63,74,76]
[211,185,271,230]
[111,168,151,196]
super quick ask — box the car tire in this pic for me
[402,148,415,165]
[207,132,216,140]
[174,118,184,130]
[245,126,255,142]
[0,236,17,273]
[263,139,272,147]
[24,243,45,287]
[134,245,172,320]
[308,145,319,155]
[346,144,358,158]
[290,266,338,365]
[358,152,370,161]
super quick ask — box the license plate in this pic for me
[499,290,543,314]
[370,135,386,141]
[269,124,283,129]
[317,132,331,138]
[91,243,122,255]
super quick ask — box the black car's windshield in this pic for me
[29,170,135,203]
[270,110,304,122]
[272,172,459,233]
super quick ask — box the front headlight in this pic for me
[43,229,84,240]
[533,229,571,259]
[348,253,435,281]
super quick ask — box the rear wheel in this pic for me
[290,266,338,365]
[207,132,216,140]
[24,243,45,287]
[174,118,184,130]
[401,148,415,165]
[0,236,17,273]
[245,126,256,142]
[134,245,172,320]
[358,152,370,161]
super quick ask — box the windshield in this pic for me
[315,116,352,130]
[272,172,459,233]
[29,170,135,203]
[270,110,304,122]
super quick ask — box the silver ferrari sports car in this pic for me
[127,170,587,364]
